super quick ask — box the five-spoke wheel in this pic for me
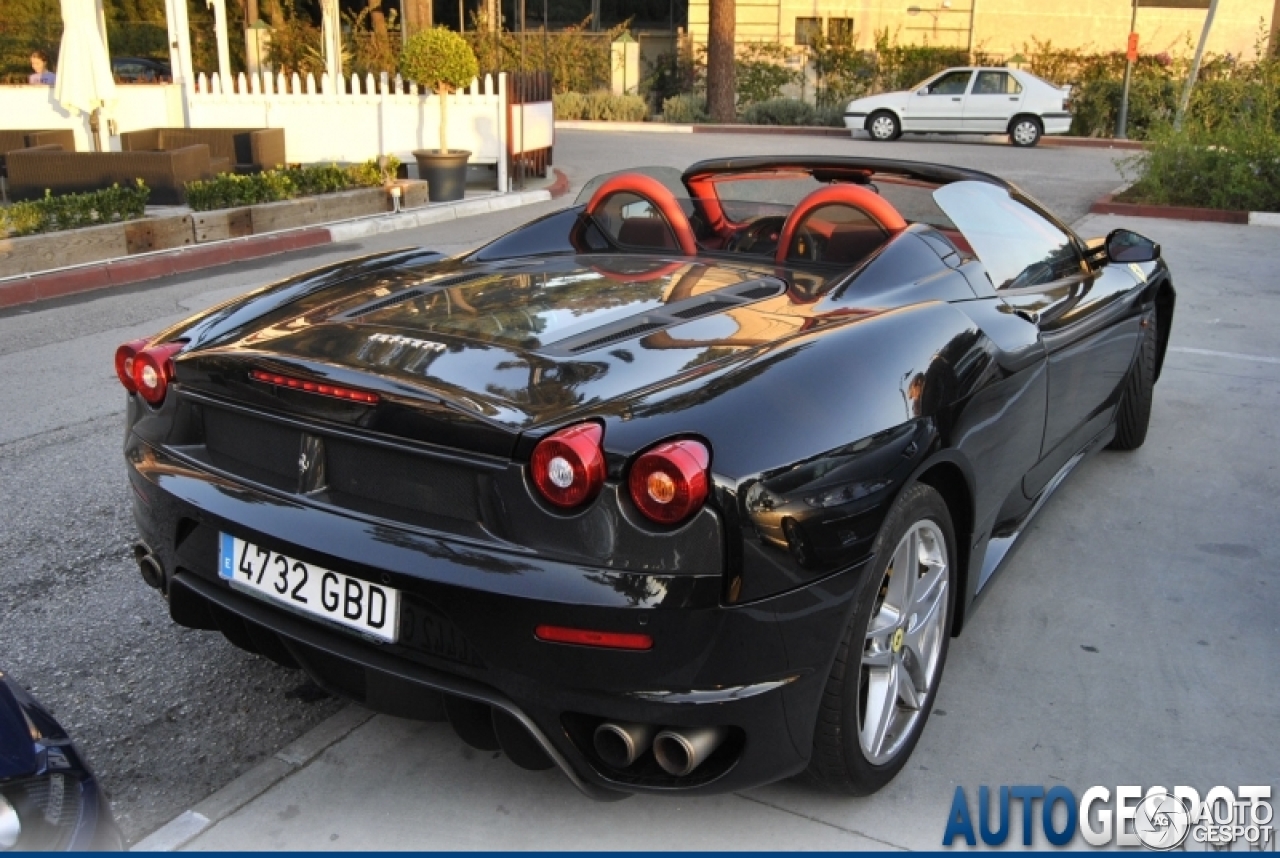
[803,482,955,794]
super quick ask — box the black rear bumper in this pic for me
[129,438,867,797]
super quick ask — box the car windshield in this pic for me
[933,180,1080,289]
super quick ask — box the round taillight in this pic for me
[131,342,184,406]
[628,439,710,525]
[114,338,149,393]
[530,423,606,509]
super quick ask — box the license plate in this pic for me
[219,534,399,642]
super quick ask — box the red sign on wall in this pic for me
[1127,32,1140,62]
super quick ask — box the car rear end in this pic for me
[118,256,856,797]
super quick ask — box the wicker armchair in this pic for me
[0,129,76,178]
[6,144,216,205]
[120,127,286,174]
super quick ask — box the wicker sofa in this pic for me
[0,129,76,178]
[6,144,217,205]
[120,127,286,174]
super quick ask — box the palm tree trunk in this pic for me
[707,0,736,123]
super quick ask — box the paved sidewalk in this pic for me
[123,211,1280,851]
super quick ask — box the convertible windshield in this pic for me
[933,181,1082,290]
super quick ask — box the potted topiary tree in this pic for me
[400,26,480,202]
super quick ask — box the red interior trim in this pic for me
[775,185,908,266]
[584,174,699,256]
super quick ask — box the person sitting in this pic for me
[29,51,56,85]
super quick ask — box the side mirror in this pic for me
[1105,229,1160,264]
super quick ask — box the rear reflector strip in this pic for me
[534,625,653,651]
[250,369,380,404]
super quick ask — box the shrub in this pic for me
[1120,125,1280,211]
[553,91,588,119]
[1119,48,1280,211]
[812,105,849,127]
[184,159,398,212]
[400,26,480,153]
[662,93,709,124]
[736,42,799,106]
[554,91,648,121]
[467,15,632,95]
[399,26,478,95]
[0,181,150,237]
[810,32,875,108]
[742,97,816,126]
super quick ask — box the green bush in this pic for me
[810,33,875,108]
[553,91,587,119]
[468,15,631,95]
[553,91,647,121]
[1120,50,1280,211]
[1,181,150,237]
[736,42,799,107]
[662,93,709,124]
[184,159,397,212]
[742,97,816,126]
[812,105,849,127]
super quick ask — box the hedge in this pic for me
[1,181,150,237]
[184,158,399,212]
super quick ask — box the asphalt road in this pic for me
[0,130,1146,842]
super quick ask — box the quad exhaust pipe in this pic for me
[133,542,164,591]
[592,722,655,769]
[652,726,727,777]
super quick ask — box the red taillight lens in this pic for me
[530,423,606,509]
[114,338,149,393]
[535,624,653,651]
[131,342,184,406]
[628,439,710,525]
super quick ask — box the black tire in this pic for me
[803,482,956,795]
[866,111,901,142]
[1009,115,1042,147]
[1109,313,1157,450]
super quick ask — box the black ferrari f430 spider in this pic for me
[118,156,1174,798]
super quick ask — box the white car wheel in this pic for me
[1010,117,1042,147]
[867,112,900,142]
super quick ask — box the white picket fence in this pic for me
[0,70,556,190]
[187,71,508,184]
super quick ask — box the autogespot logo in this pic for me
[942,785,1275,850]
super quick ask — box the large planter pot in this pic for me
[413,149,471,202]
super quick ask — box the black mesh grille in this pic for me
[4,774,84,850]
[569,323,663,352]
[672,300,730,320]
[342,288,424,317]
[198,406,482,527]
[734,283,783,300]
[204,406,300,487]
[326,437,479,521]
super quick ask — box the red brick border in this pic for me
[1040,136,1148,151]
[692,124,851,138]
[1089,193,1248,224]
[0,227,332,311]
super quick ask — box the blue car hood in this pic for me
[0,672,52,780]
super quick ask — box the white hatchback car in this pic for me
[844,67,1072,147]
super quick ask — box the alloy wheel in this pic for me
[857,519,949,765]
[1012,120,1040,146]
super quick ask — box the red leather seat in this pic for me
[776,185,907,267]
[583,173,699,256]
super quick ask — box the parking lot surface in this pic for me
[1,130,1275,847]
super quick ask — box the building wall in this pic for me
[688,0,1277,61]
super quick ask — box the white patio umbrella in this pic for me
[54,0,116,150]
[320,0,343,91]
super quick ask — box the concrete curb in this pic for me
[0,187,555,312]
[130,706,374,852]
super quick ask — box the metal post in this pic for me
[1174,0,1220,130]
[966,0,977,59]
[1114,0,1138,139]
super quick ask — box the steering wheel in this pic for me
[727,216,787,255]
[789,226,825,262]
